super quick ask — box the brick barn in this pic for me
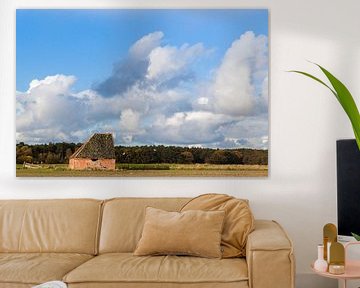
[69,133,116,170]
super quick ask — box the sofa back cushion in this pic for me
[0,199,102,254]
[99,198,189,253]
[181,194,254,258]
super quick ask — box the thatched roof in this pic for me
[70,133,115,159]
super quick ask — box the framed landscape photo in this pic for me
[16,9,269,177]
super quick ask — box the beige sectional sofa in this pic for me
[0,198,295,288]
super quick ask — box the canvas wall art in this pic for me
[16,9,269,177]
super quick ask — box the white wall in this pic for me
[1,0,360,287]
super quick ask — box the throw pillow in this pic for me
[134,207,225,258]
[181,193,254,258]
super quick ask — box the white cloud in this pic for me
[197,97,209,105]
[16,74,113,144]
[146,43,205,81]
[120,109,140,133]
[95,31,166,97]
[28,74,76,95]
[209,31,268,116]
[119,109,142,143]
[261,75,268,105]
[95,31,208,99]
[262,135,269,144]
[129,31,164,60]
[142,111,232,145]
[16,31,269,149]
[219,115,268,149]
[73,89,98,100]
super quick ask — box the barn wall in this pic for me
[69,159,115,170]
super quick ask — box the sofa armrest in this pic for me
[246,220,295,288]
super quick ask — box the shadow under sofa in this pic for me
[0,198,295,288]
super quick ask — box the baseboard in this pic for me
[296,273,337,288]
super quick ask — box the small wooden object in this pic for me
[323,223,337,261]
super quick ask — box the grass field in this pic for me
[16,163,268,177]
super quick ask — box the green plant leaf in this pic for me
[351,232,360,241]
[289,64,360,150]
[316,64,360,149]
[288,70,337,98]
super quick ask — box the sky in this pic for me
[16,9,269,149]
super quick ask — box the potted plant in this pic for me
[290,63,360,240]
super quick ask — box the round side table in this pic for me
[311,242,360,288]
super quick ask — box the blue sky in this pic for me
[16,9,269,148]
[17,9,268,92]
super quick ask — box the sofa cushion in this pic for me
[0,199,102,254]
[134,207,225,258]
[181,194,254,258]
[99,198,190,253]
[0,284,33,288]
[63,253,248,285]
[0,253,93,285]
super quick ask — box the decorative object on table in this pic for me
[32,281,67,288]
[329,242,345,275]
[323,223,337,262]
[16,9,269,178]
[314,244,328,272]
[319,223,345,275]
[328,264,345,275]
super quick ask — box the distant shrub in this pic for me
[117,163,170,170]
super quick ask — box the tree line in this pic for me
[16,142,268,165]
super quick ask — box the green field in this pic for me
[16,163,268,177]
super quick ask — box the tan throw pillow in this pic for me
[181,194,254,258]
[134,207,225,258]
